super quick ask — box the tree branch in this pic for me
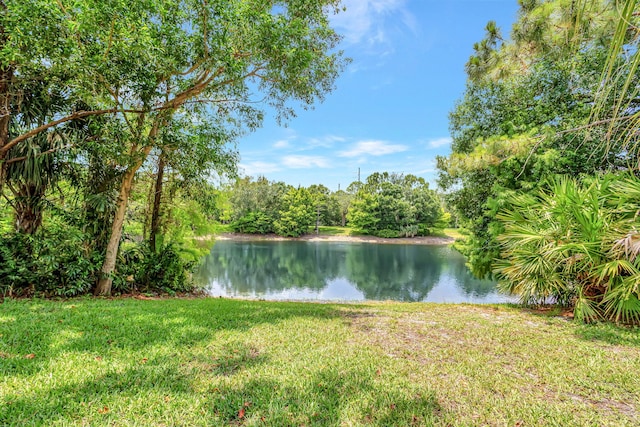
[4,144,73,165]
[2,109,121,154]
[557,114,639,135]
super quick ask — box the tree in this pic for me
[1,65,78,234]
[347,172,441,237]
[347,190,380,234]
[147,112,238,252]
[89,0,347,294]
[332,189,352,227]
[438,0,636,276]
[274,187,315,237]
[308,184,330,233]
[229,177,289,234]
[1,0,347,295]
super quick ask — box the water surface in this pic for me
[196,240,513,303]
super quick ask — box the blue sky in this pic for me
[237,0,519,191]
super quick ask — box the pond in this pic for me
[196,240,514,303]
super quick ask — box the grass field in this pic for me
[2,298,639,426]
[316,226,355,236]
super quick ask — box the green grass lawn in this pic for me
[316,226,355,236]
[1,298,639,426]
[210,223,234,234]
[441,228,466,240]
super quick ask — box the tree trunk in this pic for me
[315,204,320,234]
[149,152,166,252]
[0,66,10,147]
[14,185,43,235]
[0,2,13,187]
[15,208,41,234]
[94,167,137,296]
[0,66,13,188]
[341,210,346,227]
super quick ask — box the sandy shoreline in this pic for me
[214,232,454,245]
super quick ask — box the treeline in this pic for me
[0,0,346,297]
[222,172,445,238]
[439,0,640,323]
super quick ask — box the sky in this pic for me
[236,0,520,191]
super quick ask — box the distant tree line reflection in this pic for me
[196,241,501,302]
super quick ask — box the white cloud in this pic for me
[239,161,281,176]
[273,140,290,149]
[338,140,408,157]
[427,137,452,148]
[331,0,415,46]
[271,128,298,149]
[282,155,331,169]
[306,135,347,149]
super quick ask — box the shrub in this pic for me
[417,224,431,236]
[400,225,419,237]
[0,229,100,297]
[376,229,400,238]
[231,212,273,234]
[118,243,196,294]
[495,174,640,324]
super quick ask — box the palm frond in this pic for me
[602,286,640,324]
[574,291,601,323]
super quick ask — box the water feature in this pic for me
[196,240,514,303]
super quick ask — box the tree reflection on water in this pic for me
[196,241,508,303]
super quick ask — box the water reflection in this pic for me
[196,241,513,303]
[344,244,441,301]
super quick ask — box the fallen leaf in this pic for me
[95,356,103,361]
[243,401,251,407]
[260,416,266,422]
[24,353,35,359]
[164,396,171,403]
[389,404,396,410]
[375,369,381,376]
[141,358,148,364]
[98,406,109,414]
[238,408,245,419]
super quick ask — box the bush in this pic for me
[0,233,36,296]
[0,230,196,297]
[117,243,196,294]
[231,212,273,234]
[417,224,431,236]
[495,174,640,324]
[400,225,419,237]
[0,229,101,297]
[376,229,400,238]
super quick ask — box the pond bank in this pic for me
[214,232,454,245]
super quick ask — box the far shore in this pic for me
[214,232,454,245]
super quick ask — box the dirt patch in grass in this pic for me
[342,304,640,426]
[346,310,469,363]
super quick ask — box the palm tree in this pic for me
[3,80,69,234]
[495,174,640,324]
